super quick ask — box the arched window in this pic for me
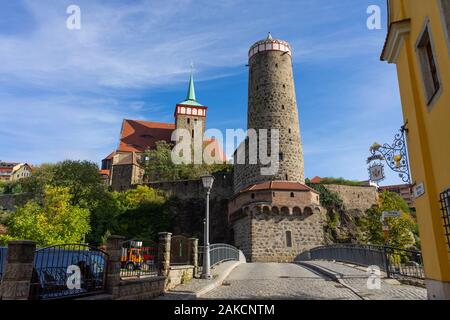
[290,192,295,198]
[286,231,292,248]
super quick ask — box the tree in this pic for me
[358,191,418,249]
[3,185,90,246]
[115,185,172,240]
[142,140,232,182]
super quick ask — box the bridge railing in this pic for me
[295,244,424,280]
[199,243,244,269]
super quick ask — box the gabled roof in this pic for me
[240,181,319,194]
[118,120,175,153]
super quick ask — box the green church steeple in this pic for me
[179,66,203,107]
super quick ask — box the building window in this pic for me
[290,192,295,198]
[187,118,190,124]
[439,189,450,251]
[251,193,255,199]
[416,22,441,105]
[286,231,292,248]
[279,153,284,161]
[191,129,194,138]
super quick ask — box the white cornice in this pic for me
[381,20,411,64]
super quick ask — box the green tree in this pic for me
[142,140,232,182]
[3,186,91,246]
[115,185,171,240]
[358,191,417,249]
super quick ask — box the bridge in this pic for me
[163,243,427,300]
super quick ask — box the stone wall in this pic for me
[148,173,234,243]
[233,210,325,262]
[166,266,195,290]
[115,277,165,300]
[0,193,34,211]
[323,184,378,213]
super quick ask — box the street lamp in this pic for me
[201,174,215,279]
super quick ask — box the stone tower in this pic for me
[229,34,325,262]
[233,33,305,193]
[174,71,207,142]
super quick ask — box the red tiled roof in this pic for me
[0,168,13,173]
[99,169,110,176]
[240,181,319,194]
[310,176,322,184]
[118,120,175,153]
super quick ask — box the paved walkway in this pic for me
[157,261,241,300]
[300,260,427,300]
[201,263,359,300]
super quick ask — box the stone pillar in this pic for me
[189,238,199,277]
[158,232,171,277]
[105,235,124,298]
[1,240,36,300]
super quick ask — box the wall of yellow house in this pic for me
[385,0,450,295]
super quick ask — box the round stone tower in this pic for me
[233,33,305,193]
[229,34,325,262]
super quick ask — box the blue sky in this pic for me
[0,0,406,185]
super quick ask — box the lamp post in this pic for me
[201,174,215,280]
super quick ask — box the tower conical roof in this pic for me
[179,68,203,107]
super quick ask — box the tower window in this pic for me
[251,193,255,199]
[290,192,295,198]
[281,105,285,110]
[191,129,194,138]
[275,63,278,68]
[416,22,441,105]
[288,128,291,134]
[279,153,284,161]
[187,118,190,124]
[286,231,292,248]
[283,84,286,89]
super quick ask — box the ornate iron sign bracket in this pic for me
[367,124,411,184]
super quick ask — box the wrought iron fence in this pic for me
[296,244,424,280]
[29,244,108,300]
[170,235,191,266]
[198,244,241,268]
[120,239,159,279]
[0,246,6,281]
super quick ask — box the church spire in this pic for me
[186,65,196,102]
[179,64,203,106]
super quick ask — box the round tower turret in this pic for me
[233,34,305,193]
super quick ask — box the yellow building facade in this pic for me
[381,0,450,299]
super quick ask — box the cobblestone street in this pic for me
[202,263,359,300]
[201,262,427,300]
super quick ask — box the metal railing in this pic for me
[29,244,109,300]
[199,243,241,268]
[0,246,6,281]
[120,239,159,279]
[296,244,424,280]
